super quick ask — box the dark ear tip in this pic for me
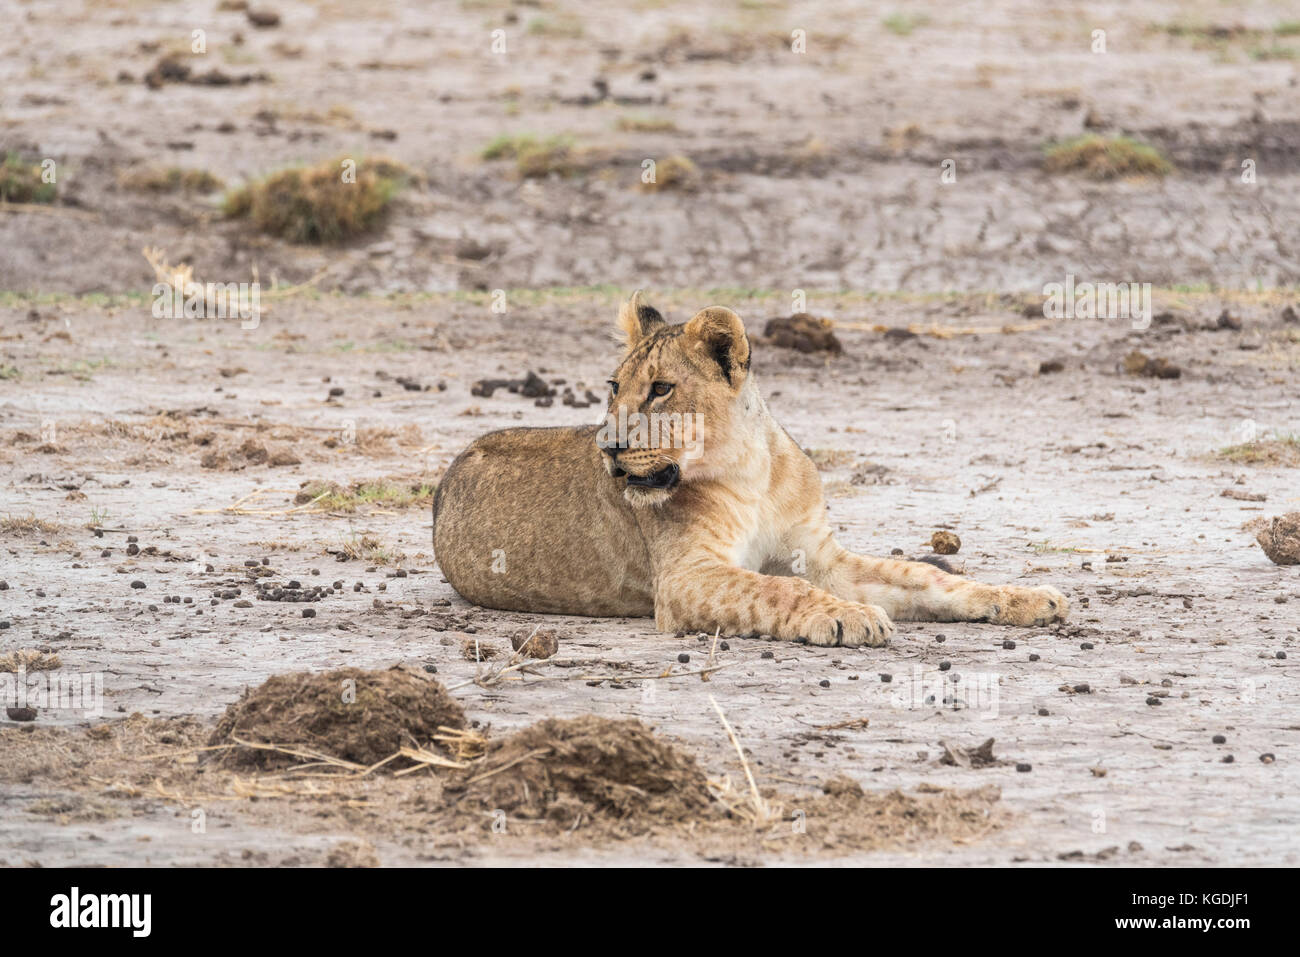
[637,303,664,325]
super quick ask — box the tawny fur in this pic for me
[432,293,1068,647]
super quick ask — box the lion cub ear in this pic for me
[617,290,667,350]
[683,307,751,386]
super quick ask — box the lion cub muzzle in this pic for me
[625,462,680,490]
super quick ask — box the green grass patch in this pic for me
[0,152,57,204]
[883,13,929,36]
[481,134,581,178]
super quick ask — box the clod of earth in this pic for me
[510,628,560,659]
[470,371,555,400]
[207,666,466,769]
[929,530,961,554]
[763,314,843,354]
[1254,513,1300,566]
[200,438,300,470]
[939,738,999,768]
[144,53,269,89]
[1123,350,1182,379]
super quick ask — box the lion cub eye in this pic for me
[608,380,619,396]
[650,382,674,398]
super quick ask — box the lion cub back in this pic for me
[432,426,656,616]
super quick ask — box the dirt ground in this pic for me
[1,0,1299,866]
[2,288,1297,866]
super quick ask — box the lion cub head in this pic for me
[597,292,762,507]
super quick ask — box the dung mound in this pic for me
[788,778,1002,851]
[209,666,465,769]
[455,716,713,830]
[763,314,843,354]
[1255,512,1300,566]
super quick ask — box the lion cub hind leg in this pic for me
[656,563,895,647]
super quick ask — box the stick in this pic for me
[708,694,766,819]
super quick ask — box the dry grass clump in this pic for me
[640,154,700,192]
[223,156,411,243]
[1043,135,1172,179]
[0,152,56,204]
[1217,436,1300,466]
[616,114,678,133]
[0,649,62,673]
[328,532,404,565]
[0,513,66,538]
[119,166,225,193]
[295,479,435,512]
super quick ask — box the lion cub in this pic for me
[432,293,1067,646]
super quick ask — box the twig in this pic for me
[708,694,771,824]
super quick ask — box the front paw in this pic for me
[797,600,895,648]
[984,585,1068,626]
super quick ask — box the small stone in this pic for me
[1260,753,1275,764]
[130,580,146,589]
[1015,763,1032,772]
[1277,651,1288,659]
[1037,708,1049,716]
[1081,642,1094,650]
[1212,734,1226,744]
[677,653,690,663]
[719,640,729,651]
[939,661,951,671]
[1073,683,1090,693]
[302,608,316,618]
[1146,696,1161,706]
[880,673,893,683]
[1029,653,1040,662]
[761,650,774,659]
[1002,640,1016,649]
[1221,754,1234,763]
[819,679,830,688]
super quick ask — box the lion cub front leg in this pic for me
[799,528,1068,626]
[655,561,894,647]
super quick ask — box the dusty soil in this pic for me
[1,287,1298,866]
[3,0,1300,294]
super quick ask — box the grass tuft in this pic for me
[640,154,700,192]
[223,156,410,243]
[120,166,225,193]
[1043,135,1172,179]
